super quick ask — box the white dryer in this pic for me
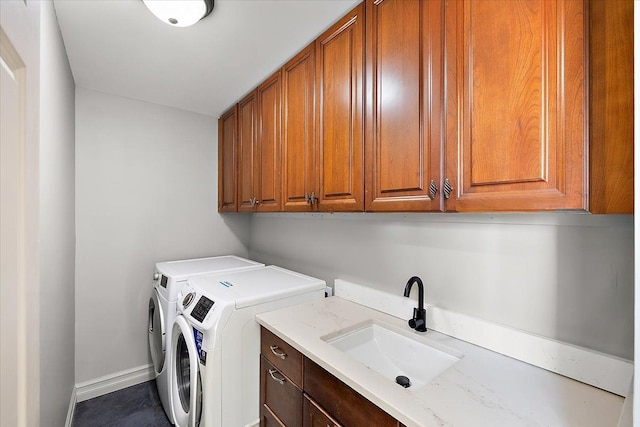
[148,256,264,424]
[169,266,325,427]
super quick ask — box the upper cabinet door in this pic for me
[256,71,282,212]
[237,91,258,212]
[444,0,586,212]
[316,3,365,212]
[365,0,444,212]
[218,105,238,212]
[282,44,316,211]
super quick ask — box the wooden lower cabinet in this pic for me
[303,358,400,427]
[260,356,303,427]
[261,404,286,427]
[261,327,304,386]
[260,327,404,427]
[303,395,341,427]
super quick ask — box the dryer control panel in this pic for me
[191,296,215,323]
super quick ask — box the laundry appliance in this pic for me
[169,266,325,427]
[148,256,264,424]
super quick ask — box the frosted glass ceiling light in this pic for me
[143,0,214,27]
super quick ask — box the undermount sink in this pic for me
[323,321,463,391]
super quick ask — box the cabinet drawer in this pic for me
[261,327,303,386]
[303,394,342,427]
[261,356,303,427]
[303,358,399,427]
[261,404,286,427]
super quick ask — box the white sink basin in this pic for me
[323,321,463,391]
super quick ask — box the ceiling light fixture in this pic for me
[143,0,214,27]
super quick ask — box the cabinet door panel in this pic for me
[238,91,257,212]
[261,404,285,427]
[377,0,421,192]
[257,72,282,211]
[467,0,545,186]
[316,4,364,211]
[303,395,341,427]
[365,0,444,212]
[303,358,398,427]
[261,356,302,427]
[282,44,316,211]
[217,106,237,212]
[445,0,586,211]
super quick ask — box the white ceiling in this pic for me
[53,0,360,118]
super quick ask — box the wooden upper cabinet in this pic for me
[218,105,238,212]
[589,0,633,214]
[444,0,587,212]
[282,43,316,211]
[316,3,365,212]
[237,91,258,212]
[237,72,282,212]
[365,0,444,212]
[222,0,632,215]
[256,71,282,212]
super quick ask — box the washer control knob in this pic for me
[182,292,195,309]
[153,273,160,281]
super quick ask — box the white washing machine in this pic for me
[169,266,325,427]
[148,256,264,425]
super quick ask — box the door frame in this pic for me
[0,0,41,422]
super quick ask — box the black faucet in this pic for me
[404,276,427,332]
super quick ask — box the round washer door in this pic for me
[170,315,202,427]
[148,288,165,375]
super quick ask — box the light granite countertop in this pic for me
[256,296,624,427]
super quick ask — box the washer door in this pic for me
[170,316,202,427]
[148,288,165,375]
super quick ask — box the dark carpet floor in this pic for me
[72,380,172,427]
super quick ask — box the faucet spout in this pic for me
[404,276,424,311]
[404,276,427,332]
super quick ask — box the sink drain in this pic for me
[395,375,411,388]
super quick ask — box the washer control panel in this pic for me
[191,296,215,323]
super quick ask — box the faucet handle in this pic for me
[409,307,427,332]
[409,317,425,331]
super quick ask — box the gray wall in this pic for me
[75,89,250,383]
[250,213,633,359]
[39,1,76,424]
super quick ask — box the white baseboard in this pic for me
[616,379,633,427]
[64,387,77,427]
[335,279,633,397]
[75,364,155,403]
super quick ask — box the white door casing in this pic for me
[0,0,40,426]
[0,27,25,427]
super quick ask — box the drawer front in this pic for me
[303,358,398,427]
[303,395,342,427]
[261,356,303,427]
[261,404,286,427]
[261,327,303,386]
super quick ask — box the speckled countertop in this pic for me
[256,296,623,427]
